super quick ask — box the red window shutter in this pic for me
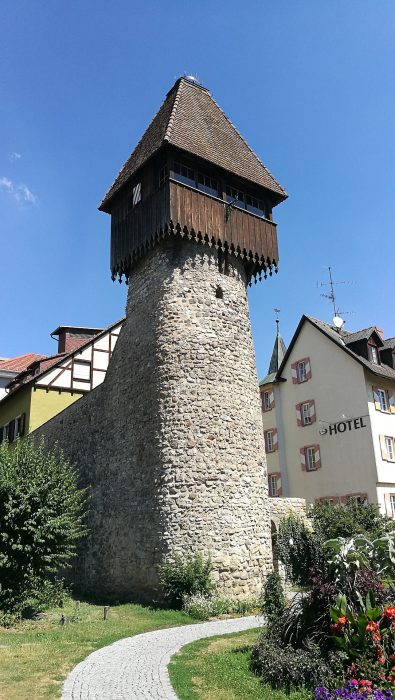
[291,361,298,384]
[273,429,278,451]
[309,400,316,424]
[295,403,303,426]
[300,447,306,471]
[314,444,321,469]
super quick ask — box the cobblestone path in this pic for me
[62,614,261,699]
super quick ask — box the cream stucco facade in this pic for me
[261,316,395,519]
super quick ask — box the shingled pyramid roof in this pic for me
[259,324,287,386]
[100,77,287,211]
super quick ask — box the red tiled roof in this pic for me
[0,353,47,373]
[100,77,287,211]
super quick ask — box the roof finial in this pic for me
[274,308,281,333]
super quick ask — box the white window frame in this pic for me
[297,361,307,383]
[73,359,91,382]
[302,402,311,425]
[263,391,271,411]
[371,346,379,364]
[306,446,316,471]
[265,431,274,452]
[385,436,395,462]
[377,388,390,412]
[268,474,277,497]
[132,182,142,207]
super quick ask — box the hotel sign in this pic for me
[319,416,367,437]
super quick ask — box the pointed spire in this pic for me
[260,313,287,386]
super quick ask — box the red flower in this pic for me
[378,655,385,663]
[338,616,348,626]
[366,621,379,632]
[384,606,395,619]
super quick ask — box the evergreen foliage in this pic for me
[276,514,324,587]
[0,439,88,616]
[262,571,286,624]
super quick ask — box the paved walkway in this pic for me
[62,614,262,699]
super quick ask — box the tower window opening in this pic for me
[132,183,142,207]
[215,285,223,299]
[159,165,167,187]
[173,161,218,197]
[174,162,195,188]
[225,186,266,218]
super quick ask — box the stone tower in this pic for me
[35,77,287,601]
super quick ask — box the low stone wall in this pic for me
[269,497,308,528]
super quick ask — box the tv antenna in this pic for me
[317,266,353,330]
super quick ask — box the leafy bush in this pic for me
[0,439,88,616]
[251,632,345,692]
[262,571,286,626]
[158,552,215,608]
[325,533,395,584]
[276,514,324,586]
[313,501,393,541]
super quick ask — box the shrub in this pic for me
[251,632,345,692]
[262,571,286,625]
[276,514,324,587]
[325,533,395,584]
[313,501,393,541]
[158,552,215,608]
[0,439,88,616]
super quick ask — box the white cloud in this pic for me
[0,176,13,191]
[15,184,38,204]
[9,152,22,163]
[0,176,37,205]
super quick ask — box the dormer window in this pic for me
[370,346,379,364]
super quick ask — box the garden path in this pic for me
[61,614,261,699]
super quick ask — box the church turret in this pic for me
[99,76,287,284]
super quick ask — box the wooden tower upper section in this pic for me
[99,77,287,284]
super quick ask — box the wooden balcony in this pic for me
[110,180,279,281]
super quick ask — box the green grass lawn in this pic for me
[0,598,192,700]
[169,629,309,700]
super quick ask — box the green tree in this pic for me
[312,500,391,541]
[0,439,88,615]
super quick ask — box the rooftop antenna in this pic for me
[317,266,353,331]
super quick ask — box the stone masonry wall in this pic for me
[33,239,272,602]
[269,497,308,528]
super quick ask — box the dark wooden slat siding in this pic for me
[110,181,277,277]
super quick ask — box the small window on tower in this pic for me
[132,183,141,207]
[159,166,167,187]
[174,162,195,188]
[197,172,218,197]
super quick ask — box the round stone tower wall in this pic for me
[33,238,273,601]
[109,238,272,599]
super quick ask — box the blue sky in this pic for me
[1,1,394,379]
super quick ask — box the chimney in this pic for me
[51,326,103,354]
[376,327,384,341]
